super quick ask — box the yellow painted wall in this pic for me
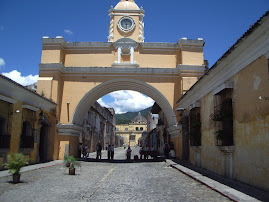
[64,50,116,67]
[58,135,79,160]
[41,49,63,64]
[191,55,269,191]
[232,56,269,191]
[182,51,204,66]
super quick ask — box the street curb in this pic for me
[0,160,63,178]
[165,159,259,202]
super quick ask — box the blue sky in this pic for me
[0,0,268,113]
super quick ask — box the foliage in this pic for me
[214,130,225,141]
[4,153,28,175]
[64,156,81,170]
[210,110,225,121]
[116,107,151,124]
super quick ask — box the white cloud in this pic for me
[64,29,73,35]
[98,90,154,114]
[97,98,109,108]
[0,58,5,67]
[2,70,39,86]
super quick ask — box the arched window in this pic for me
[140,127,143,131]
[136,127,139,131]
[125,128,128,131]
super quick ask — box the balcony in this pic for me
[0,135,11,149]
[20,136,34,148]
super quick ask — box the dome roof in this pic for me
[132,112,147,123]
[114,0,140,10]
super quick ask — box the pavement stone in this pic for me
[0,147,264,202]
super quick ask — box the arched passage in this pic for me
[72,78,177,127]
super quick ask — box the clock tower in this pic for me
[108,0,145,42]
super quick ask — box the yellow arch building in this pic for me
[37,0,206,159]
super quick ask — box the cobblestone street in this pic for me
[0,147,230,202]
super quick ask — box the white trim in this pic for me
[213,81,234,95]
[38,77,53,81]
[0,95,17,104]
[22,105,39,112]
[178,17,269,108]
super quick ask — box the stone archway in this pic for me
[72,78,178,127]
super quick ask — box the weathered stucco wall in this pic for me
[233,56,269,191]
[189,55,269,191]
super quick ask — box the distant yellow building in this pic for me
[116,112,147,146]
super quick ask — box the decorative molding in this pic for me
[56,124,83,137]
[22,105,39,112]
[177,64,206,75]
[112,62,139,68]
[117,16,136,33]
[213,81,234,95]
[0,95,17,104]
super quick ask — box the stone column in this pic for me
[130,47,134,63]
[117,47,122,63]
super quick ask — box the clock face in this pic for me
[121,19,132,30]
[118,16,135,33]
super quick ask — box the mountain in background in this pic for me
[115,107,151,124]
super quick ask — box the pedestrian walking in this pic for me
[126,146,132,160]
[82,145,87,160]
[85,144,89,157]
[107,145,111,160]
[111,144,115,160]
[96,142,102,160]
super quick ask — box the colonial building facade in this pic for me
[37,0,206,159]
[177,12,269,191]
[0,75,57,169]
[115,112,147,147]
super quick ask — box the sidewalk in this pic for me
[166,159,269,202]
[0,160,63,178]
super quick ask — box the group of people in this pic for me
[79,143,90,160]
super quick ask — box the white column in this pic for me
[130,47,134,63]
[117,47,122,63]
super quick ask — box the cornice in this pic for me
[109,8,145,14]
[39,63,182,77]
